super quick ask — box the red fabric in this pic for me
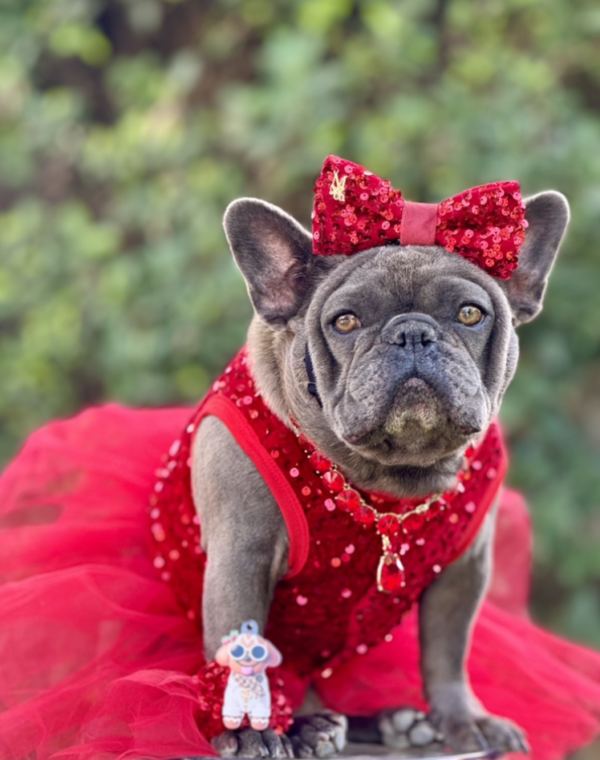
[150,349,505,686]
[200,394,310,577]
[312,155,527,280]
[0,394,599,757]
[400,201,438,246]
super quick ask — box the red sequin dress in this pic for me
[1,350,600,760]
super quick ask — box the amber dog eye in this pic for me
[334,314,361,333]
[457,305,484,326]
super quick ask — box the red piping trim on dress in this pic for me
[448,422,508,562]
[196,395,310,578]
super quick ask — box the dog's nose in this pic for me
[382,313,438,348]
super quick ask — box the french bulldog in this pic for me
[191,188,569,758]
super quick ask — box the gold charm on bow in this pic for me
[329,170,347,203]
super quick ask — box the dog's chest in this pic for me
[150,349,506,678]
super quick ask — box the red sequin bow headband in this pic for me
[312,155,528,280]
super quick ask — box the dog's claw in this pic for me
[263,728,294,758]
[351,705,527,756]
[212,729,241,757]
[288,712,347,758]
[431,711,529,756]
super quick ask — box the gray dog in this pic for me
[191,187,569,758]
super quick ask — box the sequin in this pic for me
[426,499,445,520]
[402,511,425,531]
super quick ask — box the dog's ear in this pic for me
[215,643,231,667]
[224,198,319,328]
[502,191,570,325]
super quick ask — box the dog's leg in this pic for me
[357,504,529,754]
[192,417,346,758]
[417,504,529,754]
[192,417,289,659]
[192,416,291,758]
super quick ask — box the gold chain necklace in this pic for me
[291,424,471,593]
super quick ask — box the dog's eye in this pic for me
[457,305,484,326]
[334,314,361,333]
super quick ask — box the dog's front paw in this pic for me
[430,708,529,755]
[288,712,347,758]
[211,727,294,758]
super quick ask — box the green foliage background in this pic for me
[1,0,600,644]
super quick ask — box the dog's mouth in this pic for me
[341,378,480,466]
[385,378,445,435]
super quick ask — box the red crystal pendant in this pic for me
[322,470,345,493]
[310,451,333,474]
[377,551,406,593]
[354,504,376,526]
[336,488,361,513]
[377,513,400,536]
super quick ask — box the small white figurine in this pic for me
[216,619,283,731]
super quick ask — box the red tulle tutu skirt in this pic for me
[0,404,599,760]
